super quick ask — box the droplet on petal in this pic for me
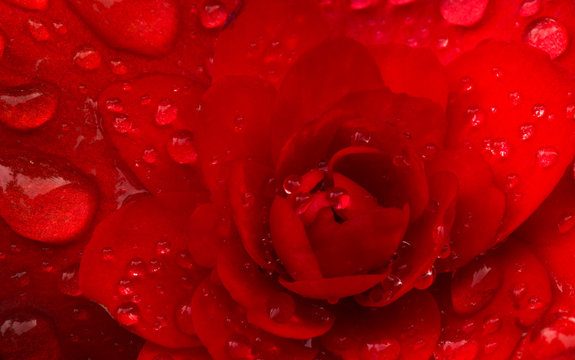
[519,0,541,17]
[167,130,198,164]
[536,147,558,168]
[199,0,229,29]
[58,264,82,296]
[523,17,569,59]
[73,47,102,71]
[557,212,575,234]
[440,0,489,27]
[155,99,178,126]
[116,302,141,326]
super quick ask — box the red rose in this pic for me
[2,0,575,359]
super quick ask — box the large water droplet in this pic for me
[523,17,569,59]
[452,257,503,315]
[155,99,178,126]
[519,0,541,17]
[266,293,295,323]
[0,83,58,131]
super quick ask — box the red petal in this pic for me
[322,290,441,360]
[272,38,384,156]
[270,196,323,281]
[435,241,552,360]
[212,0,330,87]
[98,75,206,194]
[369,43,448,108]
[195,77,276,205]
[188,203,231,268]
[355,171,457,307]
[428,150,506,270]
[191,273,319,360]
[80,193,209,348]
[218,244,335,339]
[138,342,210,360]
[445,41,575,241]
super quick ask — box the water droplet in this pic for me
[349,0,379,10]
[327,187,350,210]
[557,212,575,234]
[27,18,50,42]
[519,0,540,17]
[505,173,521,192]
[167,130,198,164]
[532,104,547,119]
[483,138,510,160]
[436,339,479,360]
[482,315,502,335]
[536,147,558,168]
[459,77,475,93]
[0,83,59,131]
[73,47,102,71]
[509,282,528,304]
[283,175,302,195]
[440,0,489,26]
[117,278,135,296]
[142,147,159,164]
[126,258,147,278]
[226,335,253,359]
[528,296,545,310]
[483,341,499,355]
[414,267,436,290]
[241,192,254,208]
[452,257,503,315]
[360,339,400,360]
[466,106,485,127]
[527,313,575,357]
[58,264,82,296]
[233,115,245,133]
[176,250,195,270]
[266,293,295,323]
[509,92,521,106]
[101,247,114,261]
[436,37,450,50]
[116,302,140,326]
[105,98,124,113]
[380,274,403,302]
[492,67,504,79]
[200,0,229,29]
[155,99,178,126]
[155,240,172,255]
[109,59,128,75]
[523,17,569,59]
[520,123,535,140]
[11,271,30,287]
[350,127,372,145]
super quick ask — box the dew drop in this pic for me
[509,282,528,303]
[519,0,540,17]
[73,47,102,71]
[482,315,502,335]
[532,104,547,119]
[528,296,545,310]
[348,0,379,10]
[509,92,521,106]
[199,0,229,29]
[557,212,575,234]
[360,339,400,360]
[413,267,436,290]
[58,264,82,296]
[536,147,558,168]
[483,138,510,160]
[155,240,172,255]
[350,127,372,145]
[451,257,503,315]
[440,0,489,27]
[459,77,475,93]
[0,83,58,131]
[167,130,198,164]
[109,59,128,75]
[466,106,485,127]
[126,258,147,279]
[380,274,403,302]
[519,123,535,141]
[116,302,140,326]
[327,187,351,210]
[283,175,302,195]
[266,293,295,323]
[105,98,124,113]
[523,17,569,59]
[142,147,159,164]
[226,335,253,359]
[155,99,178,126]
[101,247,114,261]
[27,18,50,42]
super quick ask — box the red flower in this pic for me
[2,0,575,359]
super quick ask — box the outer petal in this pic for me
[434,241,552,360]
[272,38,384,156]
[217,244,335,339]
[212,0,330,87]
[195,76,276,205]
[369,43,448,108]
[79,193,209,348]
[445,41,575,241]
[191,273,319,360]
[322,291,441,360]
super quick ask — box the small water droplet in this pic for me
[27,18,50,42]
[519,123,535,141]
[557,212,575,234]
[155,240,172,255]
[226,335,253,359]
[199,0,229,29]
[116,302,141,326]
[536,147,558,168]
[440,0,489,26]
[73,47,102,71]
[509,282,528,303]
[523,17,569,59]
[283,175,302,195]
[466,106,485,127]
[532,104,547,119]
[142,147,159,164]
[233,115,245,133]
[167,130,198,164]
[117,278,135,296]
[528,296,545,310]
[126,258,147,278]
[101,247,114,261]
[58,264,82,296]
[155,99,178,126]
[459,77,475,93]
[379,274,403,302]
[483,138,510,160]
[509,92,521,106]
[519,0,541,17]
[327,187,350,210]
[266,293,295,323]
[482,315,502,335]
[414,267,436,290]
[360,339,400,360]
[350,127,372,145]
[109,59,128,75]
